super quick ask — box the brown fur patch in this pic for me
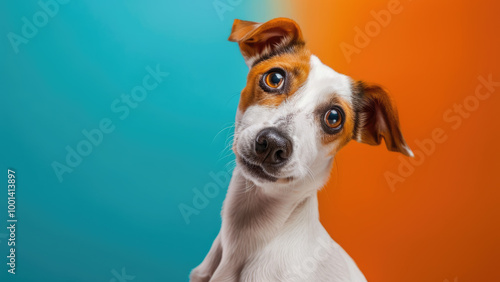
[317,98,356,155]
[239,46,311,112]
[353,82,412,157]
[228,18,304,61]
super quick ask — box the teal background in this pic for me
[0,1,291,281]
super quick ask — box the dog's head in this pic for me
[229,18,413,190]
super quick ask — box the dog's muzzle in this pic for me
[239,127,294,182]
[254,127,293,168]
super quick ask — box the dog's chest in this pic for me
[238,232,353,282]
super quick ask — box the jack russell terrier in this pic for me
[191,17,413,282]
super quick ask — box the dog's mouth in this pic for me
[237,155,294,184]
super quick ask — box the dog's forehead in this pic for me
[295,55,353,107]
[236,54,354,123]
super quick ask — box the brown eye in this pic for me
[264,71,284,89]
[324,108,343,129]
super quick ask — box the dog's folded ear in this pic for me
[354,82,413,157]
[228,18,304,66]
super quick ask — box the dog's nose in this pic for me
[254,128,292,166]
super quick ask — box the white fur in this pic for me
[190,56,367,282]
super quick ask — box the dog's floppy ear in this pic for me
[354,82,413,157]
[228,18,303,66]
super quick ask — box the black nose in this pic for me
[254,128,293,166]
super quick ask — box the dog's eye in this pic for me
[324,108,344,130]
[264,71,284,89]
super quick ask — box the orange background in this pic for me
[289,1,500,281]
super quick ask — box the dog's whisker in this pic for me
[225,91,242,106]
[224,164,236,173]
[217,142,235,161]
[211,123,236,145]
[219,140,234,154]
[321,159,338,207]
[305,165,316,185]
[217,133,237,159]
[243,180,256,194]
[223,160,237,173]
[217,153,235,163]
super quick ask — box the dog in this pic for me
[190,17,413,282]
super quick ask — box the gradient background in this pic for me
[1,0,498,281]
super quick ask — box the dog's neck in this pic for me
[220,165,329,259]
